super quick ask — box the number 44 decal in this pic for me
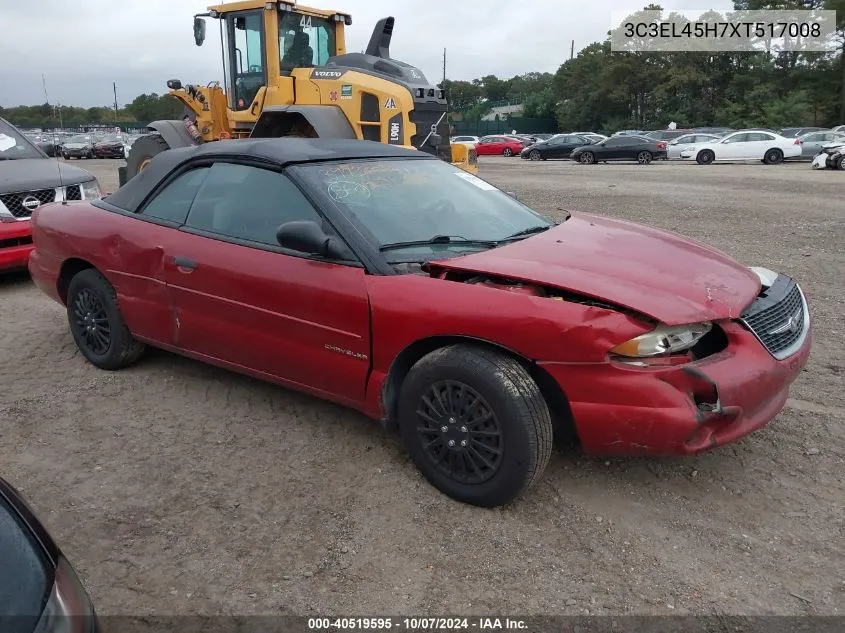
[300,15,312,28]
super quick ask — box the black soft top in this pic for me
[104,138,433,212]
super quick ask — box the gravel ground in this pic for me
[1,156,843,617]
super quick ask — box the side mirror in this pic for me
[193,16,207,46]
[277,221,351,260]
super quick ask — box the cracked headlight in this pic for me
[80,180,101,200]
[611,323,712,358]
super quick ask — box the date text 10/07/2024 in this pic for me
[308,618,528,631]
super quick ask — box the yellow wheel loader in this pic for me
[120,0,475,186]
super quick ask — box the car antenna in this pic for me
[42,74,66,206]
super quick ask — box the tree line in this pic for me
[445,0,845,133]
[0,93,183,129]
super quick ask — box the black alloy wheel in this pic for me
[415,380,503,484]
[71,288,111,356]
[66,268,146,370]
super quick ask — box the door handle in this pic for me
[172,256,197,270]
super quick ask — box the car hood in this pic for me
[430,213,760,326]
[0,158,94,193]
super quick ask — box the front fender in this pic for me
[147,120,197,150]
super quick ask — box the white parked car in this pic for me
[666,133,721,159]
[450,135,480,147]
[680,130,802,164]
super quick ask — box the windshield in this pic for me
[280,11,336,69]
[68,135,90,143]
[0,120,45,160]
[296,159,554,262]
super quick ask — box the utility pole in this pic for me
[113,82,119,124]
[570,40,575,60]
[442,48,447,83]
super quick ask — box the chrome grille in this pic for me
[741,277,807,360]
[0,188,56,219]
[66,184,82,201]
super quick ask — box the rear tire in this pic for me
[764,148,784,165]
[398,344,553,507]
[696,150,715,165]
[637,151,653,164]
[125,133,171,182]
[66,269,146,370]
[503,148,514,157]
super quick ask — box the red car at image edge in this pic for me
[27,139,812,507]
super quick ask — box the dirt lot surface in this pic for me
[1,157,843,617]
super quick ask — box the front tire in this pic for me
[398,345,553,507]
[67,269,146,370]
[529,150,541,161]
[503,148,514,157]
[125,133,171,182]
[696,150,715,165]
[764,148,784,165]
[579,151,595,164]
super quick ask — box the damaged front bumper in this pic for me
[538,319,811,456]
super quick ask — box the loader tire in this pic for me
[125,134,171,183]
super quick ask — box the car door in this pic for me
[602,137,632,160]
[476,137,495,155]
[801,132,824,158]
[543,135,566,158]
[747,132,776,159]
[164,161,371,405]
[106,167,211,346]
[558,135,584,158]
[715,133,749,159]
[667,134,693,159]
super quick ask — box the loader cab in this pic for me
[211,1,349,113]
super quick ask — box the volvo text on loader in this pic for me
[120,0,476,185]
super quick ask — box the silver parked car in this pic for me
[797,130,845,159]
[666,133,721,159]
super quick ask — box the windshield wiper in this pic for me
[380,235,499,252]
[502,224,554,240]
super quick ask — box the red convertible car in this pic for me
[28,139,811,507]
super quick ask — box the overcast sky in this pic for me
[1,0,735,108]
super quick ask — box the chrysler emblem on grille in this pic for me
[21,196,41,211]
[769,308,802,336]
